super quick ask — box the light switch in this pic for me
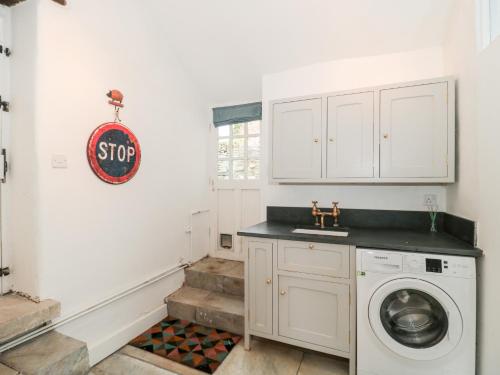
[51,154,68,169]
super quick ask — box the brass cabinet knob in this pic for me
[280,290,287,296]
[308,244,314,250]
[383,134,389,139]
[313,138,320,143]
[266,279,272,285]
[329,138,334,142]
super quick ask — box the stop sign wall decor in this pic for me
[87,122,141,184]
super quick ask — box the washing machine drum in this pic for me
[369,278,463,361]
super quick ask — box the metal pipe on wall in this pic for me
[0,263,188,353]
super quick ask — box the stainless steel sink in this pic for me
[292,228,349,237]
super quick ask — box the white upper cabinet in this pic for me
[269,77,455,184]
[327,92,374,178]
[380,82,449,178]
[272,99,322,179]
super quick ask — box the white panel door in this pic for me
[380,82,448,178]
[278,276,350,351]
[249,241,273,335]
[214,188,261,261]
[272,99,322,179]
[190,210,210,263]
[0,6,10,295]
[327,92,374,178]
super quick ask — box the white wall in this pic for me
[262,47,447,211]
[444,1,500,373]
[9,0,209,364]
[443,0,479,221]
[475,38,500,374]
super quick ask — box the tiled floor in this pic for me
[92,338,349,375]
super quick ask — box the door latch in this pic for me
[1,149,7,183]
[0,267,10,277]
[0,45,11,57]
[0,96,9,113]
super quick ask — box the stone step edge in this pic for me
[184,269,244,297]
[166,287,244,315]
[0,296,61,344]
[0,331,90,375]
[167,298,244,335]
[166,286,244,334]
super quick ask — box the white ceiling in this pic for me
[150,0,454,105]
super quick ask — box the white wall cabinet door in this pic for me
[327,92,374,178]
[272,99,322,179]
[278,276,350,352]
[248,241,273,335]
[380,82,448,178]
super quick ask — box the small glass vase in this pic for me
[429,211,438,233]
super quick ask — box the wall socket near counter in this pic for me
[424,194,438,208]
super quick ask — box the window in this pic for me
[479,0,500,49]
[491,0,500,41]
[217,121,260,180]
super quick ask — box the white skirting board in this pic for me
[87,304,168,365]
[57,269,185,366]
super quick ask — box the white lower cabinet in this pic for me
[245,238,356,374]
[278,275,350,351]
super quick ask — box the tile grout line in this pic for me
[296,351,305,375]
[118,350,177,374]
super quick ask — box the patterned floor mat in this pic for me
[129,316,241,374]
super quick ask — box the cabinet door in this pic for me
[248,241,273,335]
[278,276,350,352]
[380,82,448,178]
[327,92,374,178]
[272,99,322,179]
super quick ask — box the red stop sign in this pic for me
[87,122,141,184]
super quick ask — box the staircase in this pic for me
[0,294,90,375]
[166,257,244,335]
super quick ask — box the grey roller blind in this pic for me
[212,102,262,127]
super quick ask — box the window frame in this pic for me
[215,120,262,185]
[478,0,500,50]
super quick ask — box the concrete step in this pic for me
[0,295,60,344]
[0,331,89,375]
[166,286,244,335]
[185,257,244,297]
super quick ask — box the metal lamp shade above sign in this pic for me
[87,122,141,184]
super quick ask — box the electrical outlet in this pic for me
[424,194,437,208]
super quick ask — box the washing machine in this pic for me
[356,248,476,375]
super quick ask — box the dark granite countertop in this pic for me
[237,221,483,258]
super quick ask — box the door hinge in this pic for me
[0,267,10,277]
[1,149,7,183]
[0,45,11,57]
[0,96,9,113]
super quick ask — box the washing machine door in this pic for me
[369,278,463,361]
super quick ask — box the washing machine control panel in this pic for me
[426,258,443,273]
[403,254,475,278]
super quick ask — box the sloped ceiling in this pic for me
[150,0,454,104]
